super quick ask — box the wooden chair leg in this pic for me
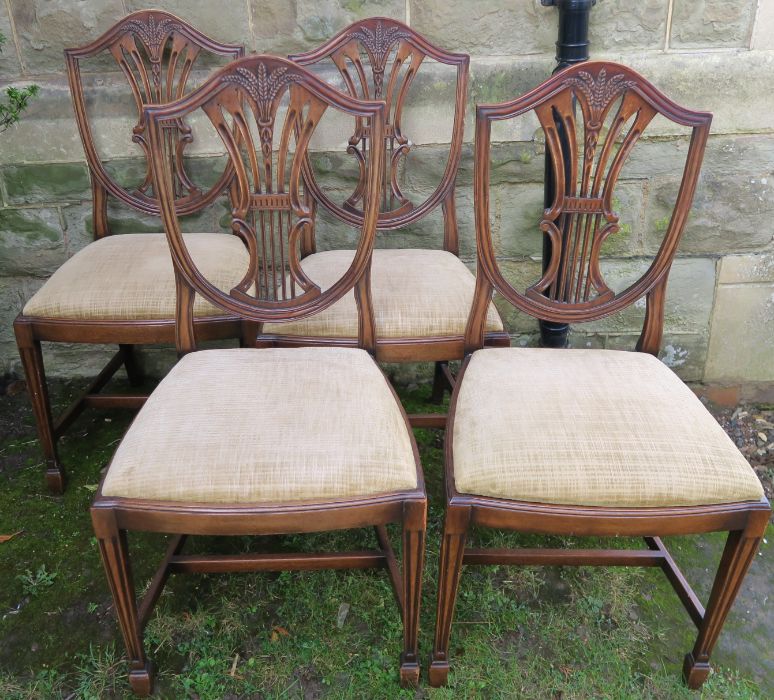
[429,505,471,687]
[92,509,153,696]
[400,500,426,687]
[119,344,143,387]
[683,513,768,689]
[431,361,449,404]
[14,319,64,493]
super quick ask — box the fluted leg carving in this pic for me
[400,500,426,687]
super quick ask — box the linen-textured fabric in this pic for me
[265,249,504,338]
[23,233,249,320]
[101,347,418,503]
[453,348,764,507]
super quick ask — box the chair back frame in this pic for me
[290,17,469,253]
[65,9,245,237]
[467,61,712,355]
[144,55,387,354]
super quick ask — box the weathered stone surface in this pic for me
[605,331,708,382]
[123,0,252,52]
[705,284,774,382]
[752,0,774,50]
[0,3,21,78]
[2,163,90,204]
[60,200,220,256]
[0,207,66,276]
[719,253,774,285]
[645,172,774,255]
[671,0,757,49]
[0,276,42,374]
[410,0,555,56]
[9,0,124,74]
[589,0,668,51]
[250,0,404,54]
[582,257,716,334]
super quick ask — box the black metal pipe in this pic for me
[538,0,595,348]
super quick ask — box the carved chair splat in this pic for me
[90,55,426,696]
[429,61,770,690]
[14,11,245,492]
[248,18,509,416]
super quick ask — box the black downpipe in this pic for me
[538,0,595,348]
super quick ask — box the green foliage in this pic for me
[16,564,58,596]
[0,30,39,132]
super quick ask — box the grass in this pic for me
[0,376,771,699]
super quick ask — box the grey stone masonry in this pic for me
[0,1,771,388]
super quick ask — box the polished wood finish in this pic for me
[431,61,770,690]
[284,18,509,403]
[14,11,245,492]
[94,56,426,695]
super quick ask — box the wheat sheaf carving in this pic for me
[565,68,637,123]
[123,16,181,59]
[348,21,411,97]
[222,64,303,157]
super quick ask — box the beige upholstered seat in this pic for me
[453,348,764,508]
[101,347,418,503]
[265,249,504,338]
[23,233,249,320]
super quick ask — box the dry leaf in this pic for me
[0,531,23,544]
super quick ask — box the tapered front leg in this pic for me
[400,499,426,687]
[92,508,153,696]
[684,511,769,689]
[14,319,64,493]
[429,504,471,687]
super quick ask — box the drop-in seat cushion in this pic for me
[101,347,418,504]
[265,249,504,339]
[23,233,249,320]
[452,348,765,508]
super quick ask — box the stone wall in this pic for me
[0,0,772,391]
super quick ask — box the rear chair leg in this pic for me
[683,512,768,689]
[400,500,426,687]
[431,361,449,404]
[119,344,143,387]
[14,319,64,493]
[92,509,154,696]
[429,505,471,687]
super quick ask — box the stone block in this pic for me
[705,284,774,382]
[0,3,21,78]
[8,0,125,74]
[589,0,668,51]
[752,0,774,50]
[671,0,757,49]
[582,257,716,334]
[410,0,555,56]
[250,0,405,54]
[719,253,774,285]
[0,207,67,276]
[645,171,774,255]
[123,0,252,53]
[605,331,708,382]
[2,163,90,204]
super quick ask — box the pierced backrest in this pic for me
[144,56,386,353]
[65,10,244,234]
[468,61,712,355]
[290,17,468,246]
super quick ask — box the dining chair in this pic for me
[91,55,426,696]
[429,61,770,689]
[14,10,246,493]
[257,18,509,423]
